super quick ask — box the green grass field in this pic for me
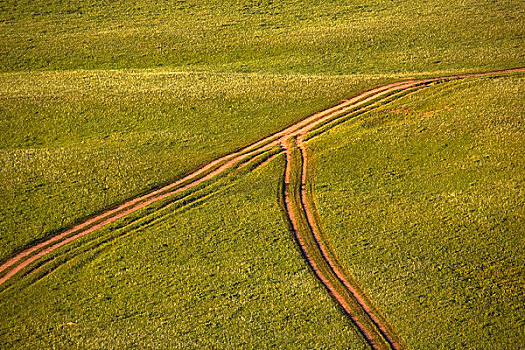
[1,0,523,74]
[309,74,525,348]
[0,70,393,262]
[0,0,524,348]
[0,157,369,349]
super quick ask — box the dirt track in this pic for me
[1,67,524,348]
[297,135,400,349]
[281,138,385,349]
[282,135,401,350]
[0,75,431,286]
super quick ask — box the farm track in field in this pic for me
[1,67,523,349]
[282,136,401,350]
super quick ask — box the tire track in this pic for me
[0,146,281,286]
[295,136,400,349]
[19,149,286,290]
[281,135,401,349]
[281,138,385,349]
[1,68,523,310]
[0,76,429,286]
[279,68,524,349]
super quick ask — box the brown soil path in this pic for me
[0,146,278,285]
[1,68,523,311]
[278,67,524,349]
[281,138,384,349]
[0,76,430,286]
[281,134,400,349]
[296,135,400,349]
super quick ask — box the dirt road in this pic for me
[281,135,401,349]
[0,74,435,286]
[1,67,523,348]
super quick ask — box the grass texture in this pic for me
[0,157,368,349]
[0,0,523,348]
[1,0,523,74]
[309,74,525,348]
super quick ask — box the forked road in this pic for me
[0,77,424,285]
[1,68,523,349]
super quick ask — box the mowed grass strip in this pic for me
[0,157,368,349]
[0,70,391,262]
[0,0,523,74]
[309,74,525,348]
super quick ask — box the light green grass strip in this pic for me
[1,0,523,74]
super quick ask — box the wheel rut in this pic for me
[1,67,524,349]
[281,135,401,349]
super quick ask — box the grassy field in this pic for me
[309,74,525,348]
[1,0,523,262]
[0,157,368,349]
[1,0,524,348]
[0,70,393,262]
[1,0,523,74]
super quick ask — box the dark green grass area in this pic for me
[309,75,525,348]
[0,0,523,74]
[0,70,390,262]
[0,158,368,349]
